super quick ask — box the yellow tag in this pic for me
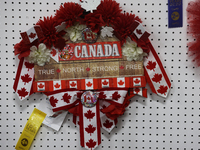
[15,108,46,150]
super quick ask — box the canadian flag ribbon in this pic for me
[99,100,117,132]
[50,47,59,63]
[133,88,147,98]
[144,42,171,98]
[132,21,150,42]
[79,101,101,150]
[20,25,44,44]
[45,88,129,150]
[13,58,34,101]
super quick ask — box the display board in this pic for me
[0,0,199,149]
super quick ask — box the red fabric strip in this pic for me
[79,101,85,147]
[52,100,79,112]
[73,115,77,125]
[142,88,147,98]
[13,58,24,91]
[95,101,101,145]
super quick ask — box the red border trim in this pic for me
[79,101,85,147]
[13,58,24,91]
[96,101,101,145]
[33,76,146,93]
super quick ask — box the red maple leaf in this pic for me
[102,80,108,85]
[103,119,113,129]
[85,124,96,136]
[86,139,97,150]
[134,78,141,84]
[51,49,57,57]
[61,93,71,103]
[70,82,77,87]
[112,92,121,101]
[21,74,32,85]
[38,83,44,89]
[17,87,29,99]
[119,65,124,69]
[84,110,95,121]
[54,83,61,88]
[24,62,34,71]
[118,80,124,86]
[86,67,90,71]
[49,96,58,107]
[29,32,36,39]
[157,85,168,95]
[136,29,142,35]
[86,82,93,87]
[146,61,157,71]
[87,96,91,101]
[56,69,61,73]
[99,92,106,99]
[134,88,140,94]
[152,73,162,83]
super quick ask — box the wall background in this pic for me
[0,0,199,149]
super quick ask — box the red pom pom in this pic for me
[84,0,122,33]
[94,0,122,25]
[187,1,200,66]
[36,16,66,49]
[55,2,84,28]
[113,13,141,45]
[84,13,105,33]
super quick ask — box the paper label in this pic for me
[168,0,183,28]
[37,98,68,131]
[15,108,46,150]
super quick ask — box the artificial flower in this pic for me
[95,0,122,25]
[122,37,147,61]
[114,12,141,45]
[84,13,105,33]
[66,23,86,42]
[130,34,150,55]
[26,43,51,66]
[14,40,39,59]
[55,2,84,28]
[36,16,66,50]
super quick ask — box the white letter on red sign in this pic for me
[74,46,81,58]
[104,44,112,57]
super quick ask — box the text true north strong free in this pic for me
[38,64,142,75]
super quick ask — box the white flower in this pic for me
[66,23,86,42]
[26,43,51,66]
[122,37,147,61]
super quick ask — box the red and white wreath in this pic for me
[13,0,171,150]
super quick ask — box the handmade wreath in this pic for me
[13,0,171,150]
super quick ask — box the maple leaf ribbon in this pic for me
[78,89,129,150]
[46,88,129,150]
[144,41,171,98]
[13,58,35,101]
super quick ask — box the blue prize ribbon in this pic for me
[168,0,183,28]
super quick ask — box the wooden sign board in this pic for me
[34,37,144,81]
